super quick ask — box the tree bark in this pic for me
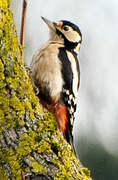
[0,1,92,179]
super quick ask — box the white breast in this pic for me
[31,42,64,101]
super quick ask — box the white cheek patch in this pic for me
[65,30,81,43]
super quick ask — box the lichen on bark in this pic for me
[0,0,92,179]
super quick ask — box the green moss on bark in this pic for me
[0,0,92,179]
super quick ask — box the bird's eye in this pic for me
[63,26,70,31]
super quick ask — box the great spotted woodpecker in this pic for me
[30,17,82,152]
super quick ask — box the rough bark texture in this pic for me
[0,1,92,180]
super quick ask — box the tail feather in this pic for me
[65,122,76,154]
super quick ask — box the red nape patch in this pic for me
[55,104,68,136]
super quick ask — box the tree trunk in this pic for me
[0,1,92,179]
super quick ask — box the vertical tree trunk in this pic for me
[0,0,92,179]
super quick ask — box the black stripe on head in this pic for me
[56,29,78,50]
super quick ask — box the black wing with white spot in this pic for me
[62,88,77,128]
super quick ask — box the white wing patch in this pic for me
[66,51,79,98]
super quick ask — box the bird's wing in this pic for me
[58,47,80,148]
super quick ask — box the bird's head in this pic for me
[42,17,82,53]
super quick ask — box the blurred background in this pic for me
[11,0,118,179]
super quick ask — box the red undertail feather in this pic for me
[41,100,75,153]
[55,104,68,136]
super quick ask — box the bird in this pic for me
[30,17,82,153]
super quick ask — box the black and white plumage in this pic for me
[30,17,82,153]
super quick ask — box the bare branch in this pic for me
[20,0,28,60]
